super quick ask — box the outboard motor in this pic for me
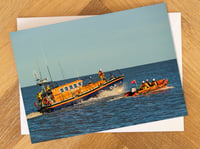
[131,88,137,93]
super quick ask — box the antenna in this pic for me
[74,68,80,80]
[37,60,42,80]
[76,71,80,80]
[33,71,40,81]
[58,61,65,80]
[46,65,53,82]
[41,46,53,82]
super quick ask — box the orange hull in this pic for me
[125,79,168,97]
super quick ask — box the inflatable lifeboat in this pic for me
[125,79,168,97]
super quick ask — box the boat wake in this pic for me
[76,86,126,106]
[94,86,126,99]
[106,96,125,102]
[27,112,43,119]
[107,86,175,102]
[158,86,174,90]
[150,86,174,93]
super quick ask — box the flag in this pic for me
[131,80,136,84]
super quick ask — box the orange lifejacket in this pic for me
[146,81,151,86]
[46,85,51,91]
[152,81,157,85]
[98,71,104,76]
[36,92,42,100]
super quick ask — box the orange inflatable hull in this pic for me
[125,79,168,97]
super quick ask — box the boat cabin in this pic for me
[51,80,83,102]
[51,79,107,102]
[59,80,82,93]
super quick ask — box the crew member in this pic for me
[46,84,52,95]
[151,78,158,86]
[46,85,51,91]
[146,79,151,86]
[36,92,42,101]
[138,80,150,90]
[36,91,44,107]
[98,69,107,81]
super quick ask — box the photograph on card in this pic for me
[10,3,187,143]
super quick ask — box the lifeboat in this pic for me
[125,79,168,97]
[34,72,124,113]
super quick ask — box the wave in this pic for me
[27,112,43,119]
[76,86,126,106]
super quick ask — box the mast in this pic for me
[37,61,42,80]
[46,65,53,82]
[41,46,53,82]
[58,61,65,80]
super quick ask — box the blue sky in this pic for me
[10,3,176,87]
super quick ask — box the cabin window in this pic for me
[69,85,73,90]
[74,84,78,88]
[78,82,82,86]
[60,88,64,93]
[64,87,68,91]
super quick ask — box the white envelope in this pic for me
[17,13,183,135]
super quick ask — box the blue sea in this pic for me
[21,59,187,143]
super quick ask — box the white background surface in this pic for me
[17,13,183,135]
